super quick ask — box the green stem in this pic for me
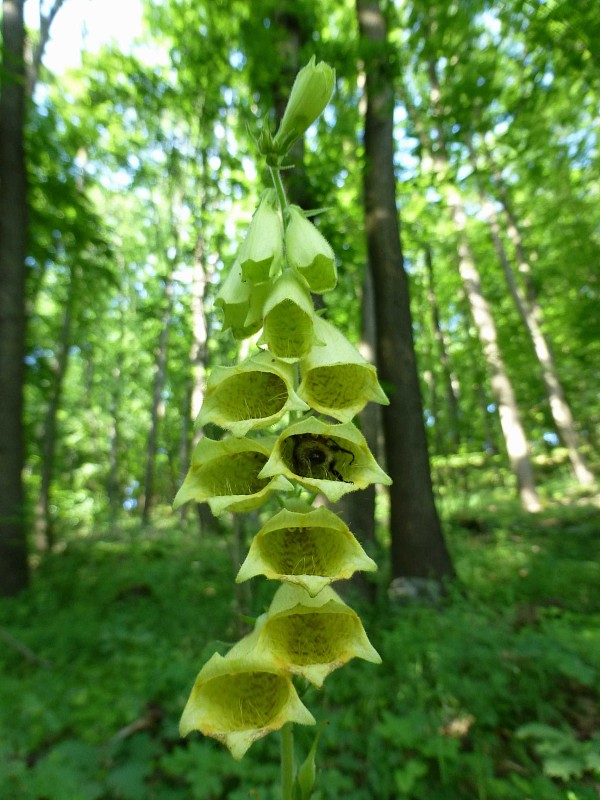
[281,723,295,800]
[269,165,289,218]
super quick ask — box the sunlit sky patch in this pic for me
[26,0,144,74]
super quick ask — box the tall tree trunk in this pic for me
[179,226,216,533]
[107,296,126,517]
[473,149,595,487]
[424,246,461,452]
[141,272,174,525]
[422,59,541,512]
[34,275,75,549]
[356,0,454,586]
[445,183,541,511]
[0,0,29,594]
[484,154,539,307]
[26,0,67,92]
[480,192,594,487]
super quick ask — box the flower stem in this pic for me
[269,165,289,219]
[281,723,295,800]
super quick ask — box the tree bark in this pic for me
[179,223,217,534]
[356,0,454,585]
[26,0,67,93]
[424,246,461,452]
[445,183,541,511]
[0,0,29,594]
[34,275,75,549]
[480,192,594,487]
[107,292,126,517]
[472,148,595,487]
[141,271,174,525]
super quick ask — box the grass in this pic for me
[1,488,599,799]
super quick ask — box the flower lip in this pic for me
[180,649,315,760]
[298,317,389,422]
[258,417,391,502]
[235,503,377,596]
[173,436,293,515]
[196,351,309,436]
[255,584,381,687]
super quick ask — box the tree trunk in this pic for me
[424,246,461,452]
[422,59,541,512]
[34,276,75,549]
[480,193,594,486]
[107,301,126,517]
[26,0,67,93]
[0,0,29,595]
[445,183,541,511]
[356,0,454,586]
[141,272,174,525]
[472,148,595,487]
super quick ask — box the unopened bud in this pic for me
[273,57,335,155]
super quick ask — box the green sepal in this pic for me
[294,721,327,800]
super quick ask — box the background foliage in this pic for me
[1,0,598,796]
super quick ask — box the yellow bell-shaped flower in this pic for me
[236,502,376,597]
[180,637,315,760]
[196,351,309,437]
[258,416,391,502]
[285,206,337,293]
[214,261,269,340]
[239,190,283,284]
[259,271,321,362]
[298,317,389,422]
[174,436,293,515]
[254,584,381,687]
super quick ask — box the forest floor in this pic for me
[1,483,599,799]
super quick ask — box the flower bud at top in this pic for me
[285,206,337,293]
[273,57,335,155]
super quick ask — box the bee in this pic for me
[287,433,355,483]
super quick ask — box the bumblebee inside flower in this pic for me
[287,433,355,482]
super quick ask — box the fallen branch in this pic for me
[0,627,53,668]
